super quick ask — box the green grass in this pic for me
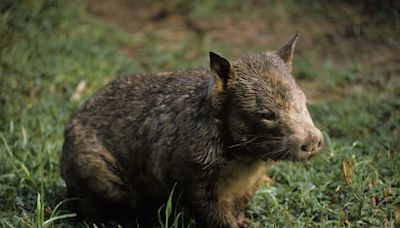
[1,0,399,227]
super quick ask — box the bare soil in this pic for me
[85,0,400,102]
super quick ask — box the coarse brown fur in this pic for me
[60,32,324,227]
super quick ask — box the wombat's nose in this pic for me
[300,130,324,153]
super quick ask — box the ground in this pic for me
[0,0,399,227]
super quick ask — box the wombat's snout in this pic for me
[297,128,324,160]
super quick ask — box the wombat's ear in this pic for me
[277,31,299,73]
[208,52,231,115]
[209,52,231,85]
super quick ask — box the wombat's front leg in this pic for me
[186,189,240,228]
[191,201,239,228]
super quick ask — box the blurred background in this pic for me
[0,0,399,227]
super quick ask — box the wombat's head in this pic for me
[209,32,323,161]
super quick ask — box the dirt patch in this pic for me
[85,0,320,51]
[85,1,397,56]
[84,0,399,101]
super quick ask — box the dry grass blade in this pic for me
[71,80,87,101]
[368,179,376,206]
[341,160,352,186]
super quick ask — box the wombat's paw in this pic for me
[237,217,251,228]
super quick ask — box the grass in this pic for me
[1,0,399,227]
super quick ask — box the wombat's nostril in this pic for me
[317,139,322,148]
[300,144,310,152]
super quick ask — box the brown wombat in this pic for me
[60,32,323,227]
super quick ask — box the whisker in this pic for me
[227,136,258,148]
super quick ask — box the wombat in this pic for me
[60,32,323,227]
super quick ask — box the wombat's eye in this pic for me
[260,112,278,121]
